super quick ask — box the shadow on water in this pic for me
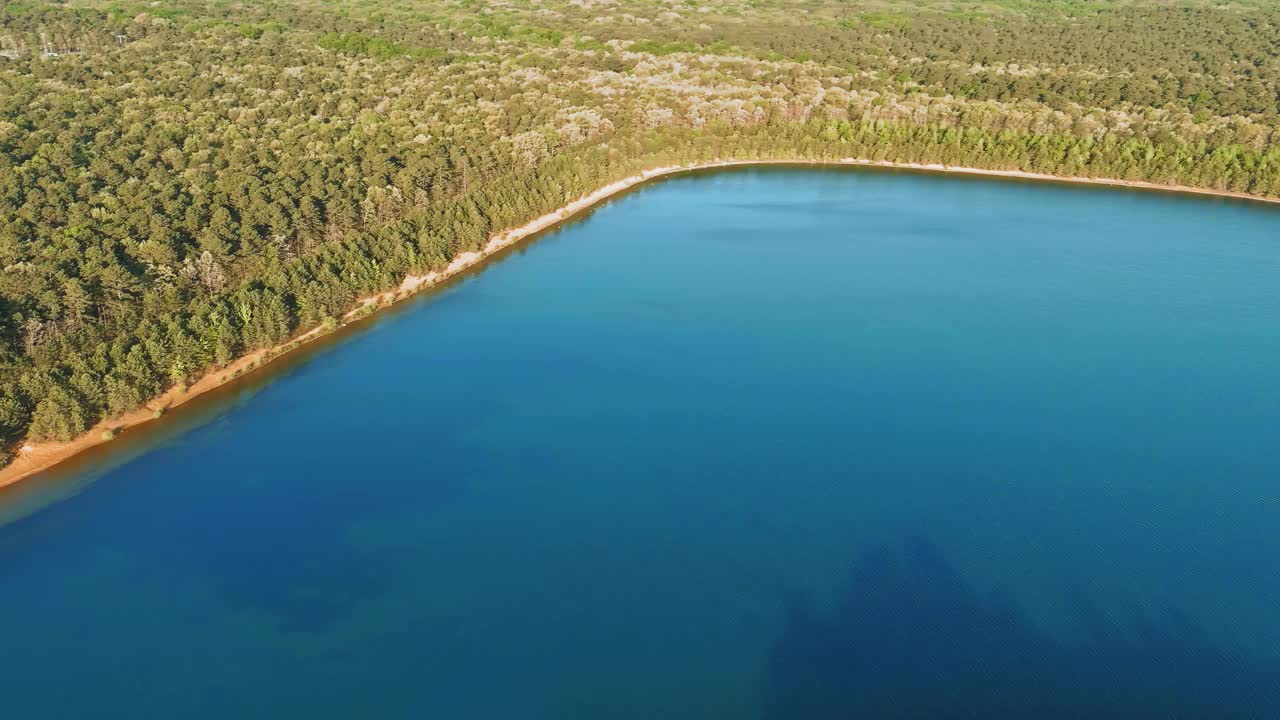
[0,176,674,636]
[0,432,470,632]
[0,184,608,528]
[764,536,1280,720]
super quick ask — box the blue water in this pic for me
[2,167,1279,718]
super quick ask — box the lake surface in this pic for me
[2,167,1279,718]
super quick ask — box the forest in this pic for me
[1,0,1279,460]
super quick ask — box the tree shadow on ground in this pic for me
[764,536,1279,719]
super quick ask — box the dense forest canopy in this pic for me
[2,0,1279,460]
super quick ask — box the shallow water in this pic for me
[2,167,1279,718]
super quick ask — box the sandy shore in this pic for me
[1,157,1275,490]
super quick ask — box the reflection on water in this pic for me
[766,536,1280,719]
[0,367,278,528]
[0,212,561,530]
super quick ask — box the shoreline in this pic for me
[2,157,1276,490]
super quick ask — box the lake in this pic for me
[2,167,1278,718]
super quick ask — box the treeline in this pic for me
[2,0,1280,462]
[4,119,1278,459]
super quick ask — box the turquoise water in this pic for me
[2,167,1279,717]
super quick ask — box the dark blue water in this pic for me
[2,167,1279,718]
